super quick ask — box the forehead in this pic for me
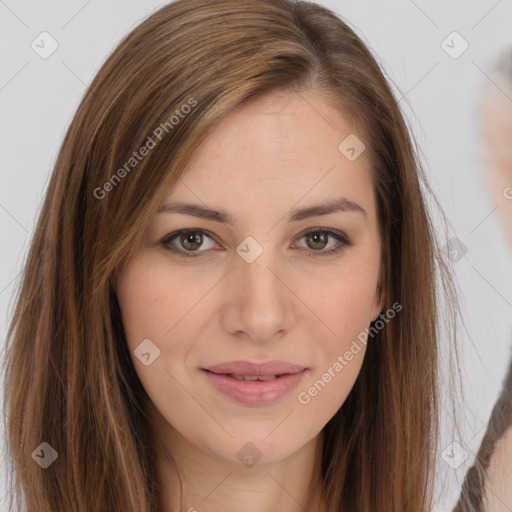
[161,90,375,219]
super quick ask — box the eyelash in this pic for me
[160,228,352,259]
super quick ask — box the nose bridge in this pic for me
[237,245,282,305]
[225,243,294,340]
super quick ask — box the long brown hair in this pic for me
[2,0,460,510]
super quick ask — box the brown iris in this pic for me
[306,231,328,251]
[180,231,203,251]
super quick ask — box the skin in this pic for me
[481,86,512,512]
[115,89,385,512]
[482,86,512,252]
[483,426,512,511]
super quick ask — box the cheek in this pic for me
[293,258,378,420]
[321,280,374,337]
[310,280,371,375]
[115,254,221,409]
[311,255,380,345]
[115,256,206,413]
[116,254,207,346]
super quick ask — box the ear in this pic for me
[370,280,385,323]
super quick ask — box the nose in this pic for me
[220,250,296,343]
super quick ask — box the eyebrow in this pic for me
[156,198,366,224]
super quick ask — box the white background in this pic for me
[1,1,511,510]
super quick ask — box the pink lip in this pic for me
[201,360,308,406]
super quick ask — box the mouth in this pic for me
[204,372,286,381]
[200,361,308,406]
[203,360,306,376]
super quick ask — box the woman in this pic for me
[453,47,512,512]
[1,1,459,511]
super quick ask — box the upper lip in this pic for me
[202,360,307,376]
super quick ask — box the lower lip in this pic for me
[201,369,307,406]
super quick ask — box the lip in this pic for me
[201,360,308,406]
[203,360,306,376]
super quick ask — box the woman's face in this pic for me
[115,89,384,465]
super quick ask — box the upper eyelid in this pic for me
[163,228,218,245]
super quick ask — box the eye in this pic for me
[161,229,218,257]
[160,228,352,258]
[294,228,352,257]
